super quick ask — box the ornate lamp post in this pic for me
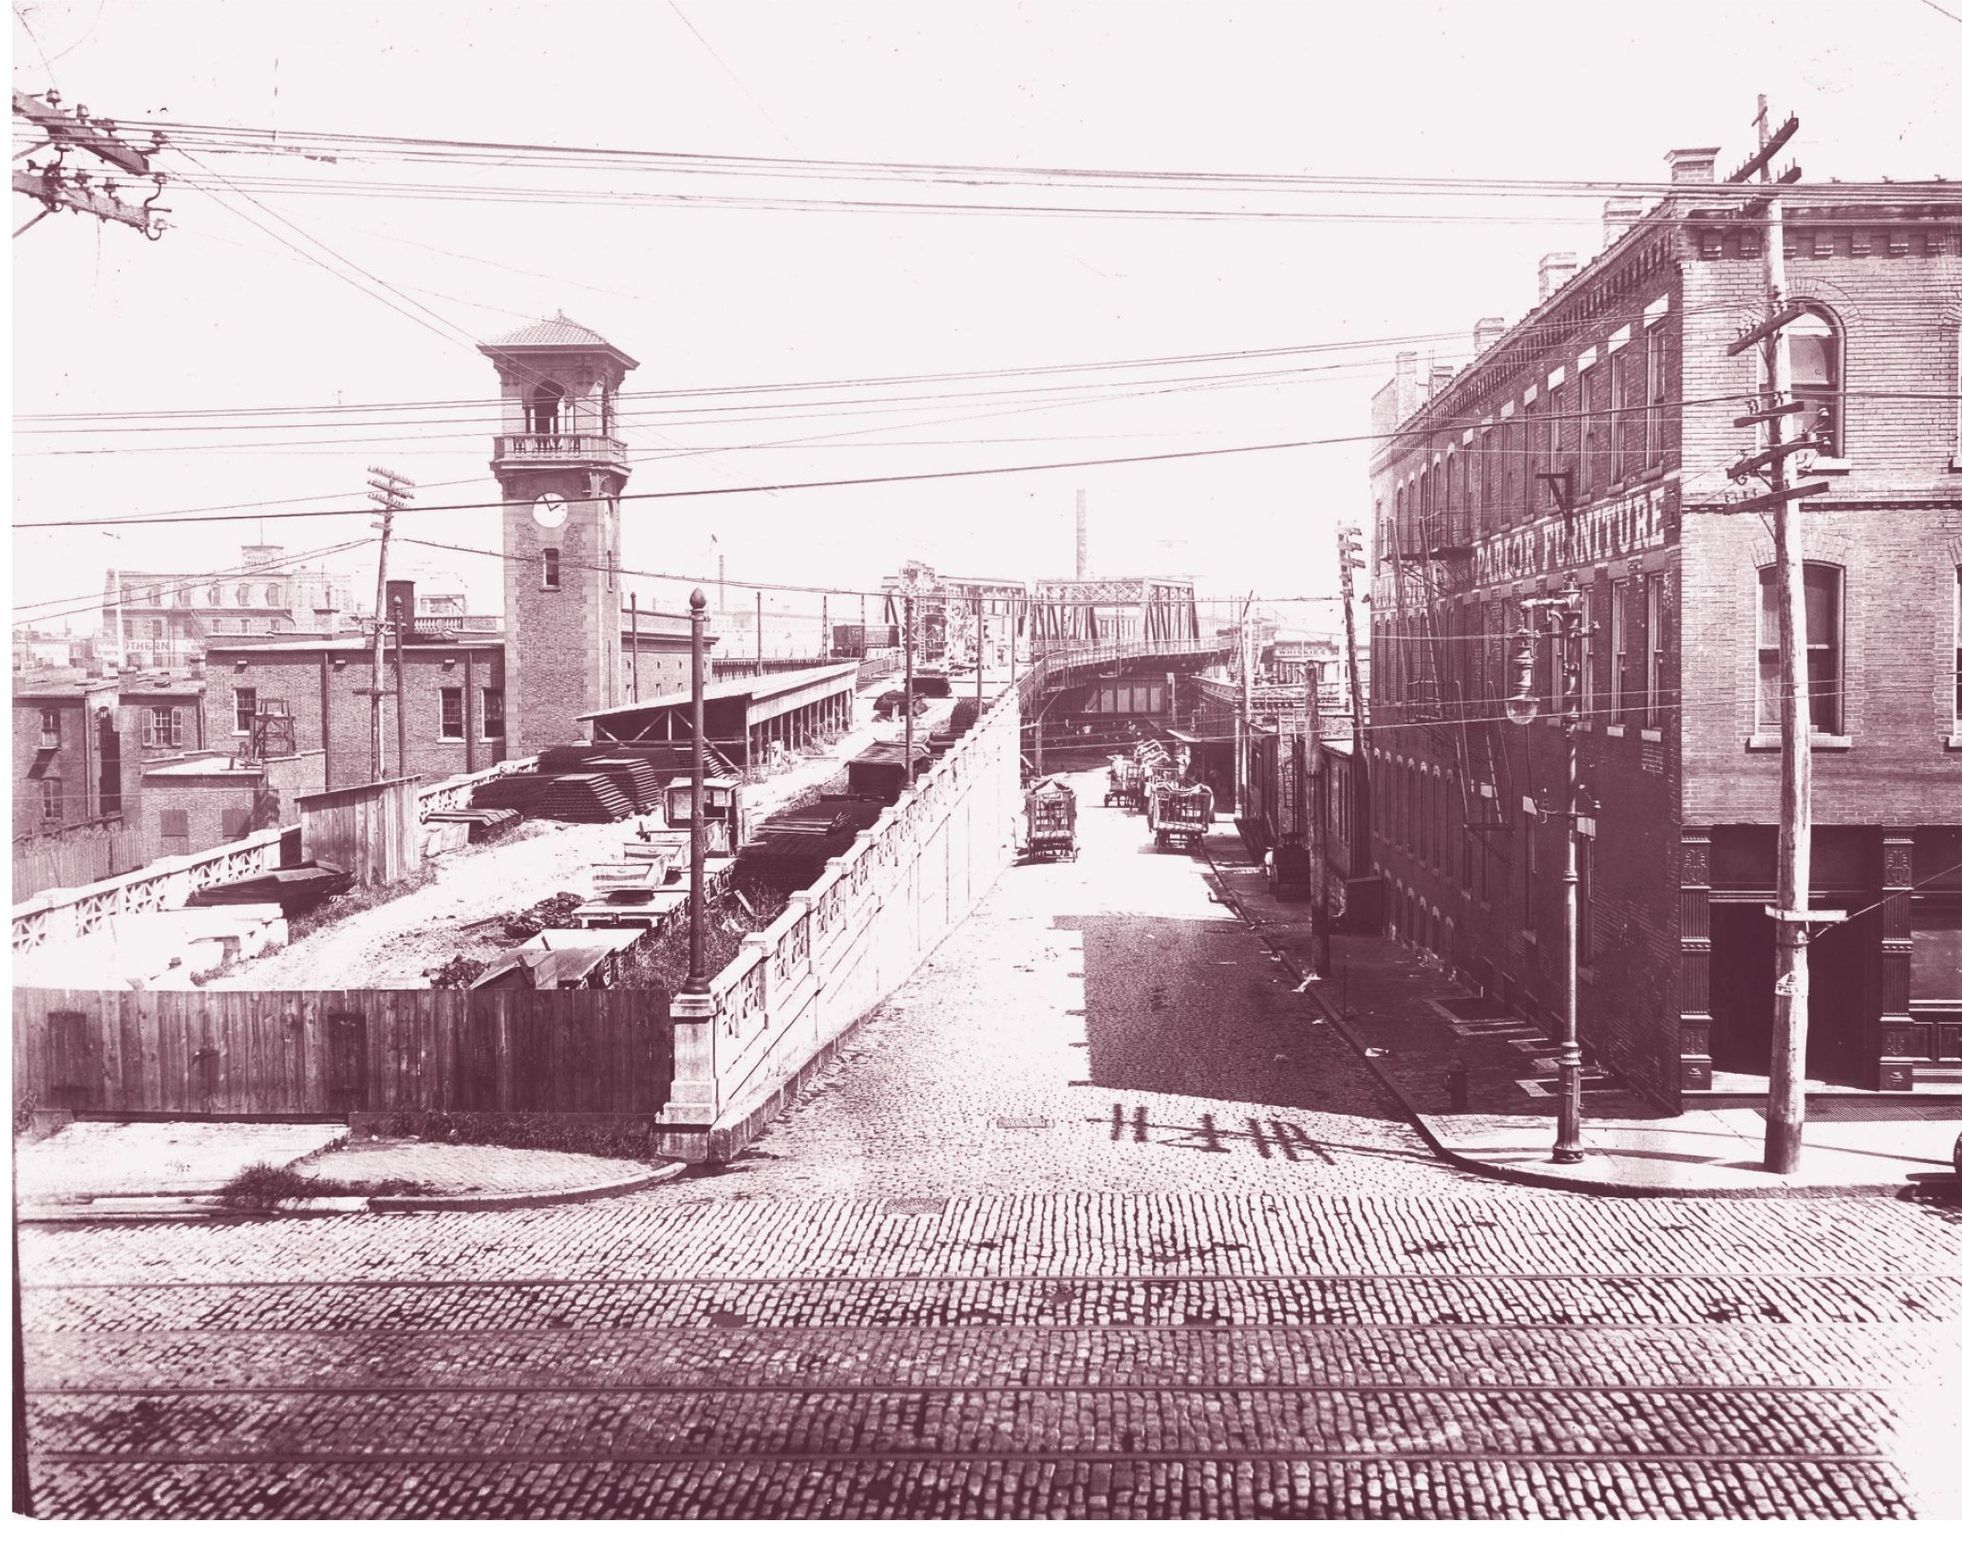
[684,586,708,996]
[1507,589,1589,1164]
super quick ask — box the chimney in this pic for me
[1665,146,1720,185]
[1429,364,1456,399]
[1538,252,1580,301]
[385,578,416,635]
[1602,196,1646,247]
[1074,489,1088,579]
[1472,316,1507,355]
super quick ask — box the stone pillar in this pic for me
[1678,826,1713,1097]
[1878,829,1917,1091]
[657,989,719,1163]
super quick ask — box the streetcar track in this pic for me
[34,1449,1905,1468]
[29,1268,1960,1289]
[24,1379,1902,1397]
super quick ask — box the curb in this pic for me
[1201,852,1940,1201]
[16,1162,686,1225]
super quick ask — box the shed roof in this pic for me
[578,663,859,723]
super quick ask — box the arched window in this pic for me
[265,584,281,607]
[1784,309,1841,455]
[236,584,252,606]
[206,586,221,606]
[1757,562,1843,734]
[526,380,564,437]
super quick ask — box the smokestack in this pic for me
[1075,488,1087,579]
[1472,316,1507,355]
[1538,252,1580,301]
[1666,146,1720,185]
[1602,197,1646,247]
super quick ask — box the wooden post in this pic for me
[1758,99,1813,1174]
[904,594,916,788]
[391,597,407,782]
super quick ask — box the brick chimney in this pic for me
[1665,146,1721,185]
[1429,364,1456,399]
[1602,197,1646,247]
[1537,252,1580,301]
[1472,316,1507,355]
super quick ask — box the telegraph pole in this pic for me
[1723,101,1820,1173]
[365,468,414,780]
[12,91,168,239]
[903,594,917,788]
[1337,525,1371,874]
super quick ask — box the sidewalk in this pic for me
[14,1120,680,1223]
[1207,845,1962,1197]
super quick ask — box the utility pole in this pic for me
[1337,524,1371,875]
[390,596,408,782]
[12,91,169,239]
[1723,100,1820,1173]
[364,467,414,781]
[629,591,640,701]
[1236,593,1255,814]
[903,594,916,788]
[755,590,763,664]
[821,592,829,657]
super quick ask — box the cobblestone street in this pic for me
[19,777,1962,1518]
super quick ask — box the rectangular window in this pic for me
[1521,807,1536,929]
[541,548,561,590]
[1644,577,1662,729]
[221,807,251,841]
[232,686,256,735]
[439,687,464,741]
[1576,833,1595,966]
[39,708,60,749]
[1546,384,1566,508]
[1579,584,1597,725]
[1757,565,1843,734]
[1644,321,1665,469]
[1577,368,1597,496]
[482,688,505,740]
[40,778,62,822]
[1609,351,1628,484]
[160,808,189,839]
[1610,579,1631,722]
[1953,567,1961,728]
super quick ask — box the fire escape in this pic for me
[1386,466,1513,854]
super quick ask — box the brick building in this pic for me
[102,544,356,672]
[12,672,208,833]
[1367,145,1962,1104]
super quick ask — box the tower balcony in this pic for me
[491,432,631,472]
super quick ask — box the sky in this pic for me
[10,0,1962,648]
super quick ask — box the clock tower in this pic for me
[480,314,638,756]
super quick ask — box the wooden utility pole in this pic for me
[1337,524,1371,874]
[391,596,408,782]
[12,91,169,239]
[903,594,916,787]
[364,468,414,781]
[1725,100,1815,1172]
[755,590,763,663]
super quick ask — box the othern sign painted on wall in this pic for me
[1472,482,1667,587]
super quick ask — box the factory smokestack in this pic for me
[1075,489,1088,579]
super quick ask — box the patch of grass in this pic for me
[286,869,435,946]
[215,1161,430,1209]
[370,1110,667,1163]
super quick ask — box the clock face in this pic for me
[532,492,569,529]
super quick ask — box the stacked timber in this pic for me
[585,757,664,813]
[422,807,521,841]
[734,796,886,893]
[534,774,635,823]
[469,773,557,814]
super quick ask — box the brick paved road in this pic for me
[19,775,1962,1518]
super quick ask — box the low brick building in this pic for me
[12,672,208,833]
[1366,143,1962,1104]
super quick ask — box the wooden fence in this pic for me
[11,987,672,1119]
[13,820,149,904]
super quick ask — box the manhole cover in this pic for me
[995,1116,1052,1130]
[884,1196,950,1215]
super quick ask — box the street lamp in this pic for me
[1507,591,1588,1164]
[684,586,708,996]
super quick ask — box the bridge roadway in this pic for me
[19,770,1962,1518]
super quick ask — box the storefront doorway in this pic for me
[1709,900,1874,1085]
